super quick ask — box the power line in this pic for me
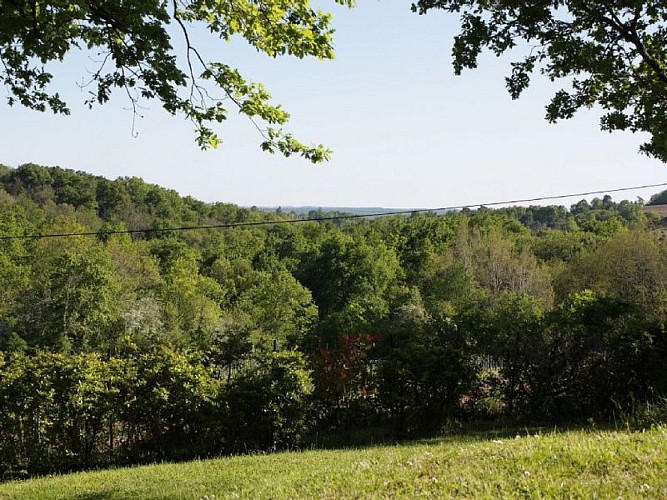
[1,181,666,241]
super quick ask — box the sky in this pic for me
[1,1,666,208]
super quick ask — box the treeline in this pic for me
[1,163,667,476]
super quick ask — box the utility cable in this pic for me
[1,181,666,241]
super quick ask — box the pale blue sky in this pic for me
[1,0,665,207]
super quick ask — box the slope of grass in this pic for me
[1,427,666,499]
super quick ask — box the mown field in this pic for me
[1,427,665,499]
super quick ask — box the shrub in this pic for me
[222,351,313,452]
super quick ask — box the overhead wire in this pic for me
[1,181,666,241]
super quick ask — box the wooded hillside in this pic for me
[1,163,666,476]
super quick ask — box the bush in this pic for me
[463,368,507,419]
[0,349,221,476]
[118,347,220,461]
[0,353,124,474]
[222,351,313,452]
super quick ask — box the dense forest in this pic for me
[1,163,667,476]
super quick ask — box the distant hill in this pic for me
[0,162,276,231]
[258,206,450,217]
[0,162,661,230]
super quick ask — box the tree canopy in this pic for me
[0,0,352,161]
[2,163,667,475]
[413,0,667,161]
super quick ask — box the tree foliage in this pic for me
[2,164,667,474]
[413,0,667,161]
[0,0,353,161]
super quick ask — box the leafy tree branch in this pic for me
[0,0,353,161]
[413,0,667,161]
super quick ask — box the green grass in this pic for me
[1,427,666,499]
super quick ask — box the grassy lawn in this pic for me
[1,427,666,499]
